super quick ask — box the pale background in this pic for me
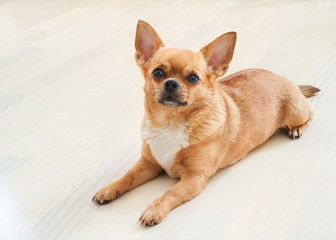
[0,1,335,239]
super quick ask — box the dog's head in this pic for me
[135,20,236,108]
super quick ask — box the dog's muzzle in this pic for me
[159,80,187,107]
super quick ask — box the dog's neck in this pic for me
[143,82,226,145]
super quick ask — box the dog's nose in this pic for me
[164,80,179,92]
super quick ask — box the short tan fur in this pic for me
[92,20,320,226]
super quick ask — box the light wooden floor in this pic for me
[0,1,335,239]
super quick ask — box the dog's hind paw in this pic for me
[287,118,311,140]
[287,128,302,139]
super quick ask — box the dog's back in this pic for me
[216,68,319,166]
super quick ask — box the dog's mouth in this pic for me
[158,95,188,107]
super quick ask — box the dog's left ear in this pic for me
[200,32,236,78]
[135,20,165,67]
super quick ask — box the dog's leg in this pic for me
[139,174,208,226]
[92,157,162,204]
[287,117,312,139]
[286,89,314,139]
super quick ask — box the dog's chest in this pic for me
[141,121,189,177]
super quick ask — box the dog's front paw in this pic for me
[139,198,168,226]
[92,185,121,204]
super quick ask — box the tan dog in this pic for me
[92,20,320,226]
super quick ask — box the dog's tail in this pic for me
[299,85,321,98]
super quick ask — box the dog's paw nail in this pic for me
[293,131,298,138]
[293,129,301,139]
[141,218,146,226]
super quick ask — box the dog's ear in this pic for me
[200,32,236,78]
[135,20,164,67]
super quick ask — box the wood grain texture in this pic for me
[0,0,335,239]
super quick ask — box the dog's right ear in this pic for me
[135,20,164,67]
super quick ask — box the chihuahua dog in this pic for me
[92,20,319,226]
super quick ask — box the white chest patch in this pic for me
[141,121,189,177]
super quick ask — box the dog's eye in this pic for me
[152,68,165,79]
[186,74,199,83]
